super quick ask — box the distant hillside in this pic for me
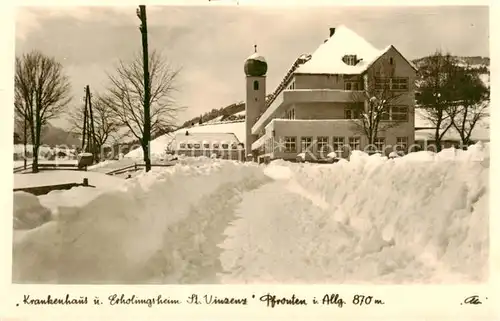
[180,101,245,128]
[412,55,489,73]
[14,122,81,147]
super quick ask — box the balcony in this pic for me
[252,89,363,135]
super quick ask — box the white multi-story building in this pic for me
[244,25,418,161]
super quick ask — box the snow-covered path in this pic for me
[135,172,273,284]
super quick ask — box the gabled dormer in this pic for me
[342,54,360,66]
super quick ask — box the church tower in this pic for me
[244,45,267,159]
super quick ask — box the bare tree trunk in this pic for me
[434,126,442,152]
[23,116,27,169]
[30,119,38,173]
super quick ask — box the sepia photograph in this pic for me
[11,3,489,285]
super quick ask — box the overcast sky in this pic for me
[15,5,489,129]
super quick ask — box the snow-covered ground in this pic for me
[12,144,489,284]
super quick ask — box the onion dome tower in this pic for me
[244,45,267,159]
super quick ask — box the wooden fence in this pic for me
[13,163,81,174]
[105,163,176,176]
[13,178,94,196]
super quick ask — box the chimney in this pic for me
[329,28,336,37]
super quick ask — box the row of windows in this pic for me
[260,77,408,93]
[344,105,409,122]
[374,77,409,91]
[344,81,363,91]
[279,136,408,153]
[178,142,242,150]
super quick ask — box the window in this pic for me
[343,54,357,66]
[380,108,391,121]
[333,136,345,152]
[203,143,210,149]
[348,137,360,150]
[194,143,201,149]
[374,137,385,152]
[286,108,296,120]
[396,137,408,151]
[300,136,313,152]
[375,77,391,90]
[391,77,408,90]
[344,81,360,91]
[380,106,408,121]
[389,57,394,65]
[391,106,408,121]
[231,143,238,149]
[213,143,220,149]
[221,143,229,149]
[345,107,361,119]
[187,143,193,149]
[317,136,329,154]
[284,136,297,153]
[375,77,408,91]
[253,80,259,90]
[179,143,186,149]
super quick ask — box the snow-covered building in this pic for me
[245,25,418,161]
[169,131,244,160]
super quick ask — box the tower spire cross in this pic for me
[254,44,257,53]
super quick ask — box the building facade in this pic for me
[245,26,418,162]
[171,131,245,160]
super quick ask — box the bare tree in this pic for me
[103,50,183,164]
[416,51,461,152]
[448,65,490,146]
[68,94,120,157]
[14,50,72,173]
[349,64,407,152]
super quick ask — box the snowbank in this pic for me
[219,145,489,283]
[12,158,270,283]
[12,144,489,284]
[13,192,52,230]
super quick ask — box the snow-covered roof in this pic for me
[180,122,246,143]
[173,132,239,144]
[296,25,415,75]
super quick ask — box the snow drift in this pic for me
[12,158,270,283]
[12,144,489,284]
[13,192,52,230]
[219,144,489,283]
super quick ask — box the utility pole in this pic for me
[137,5,152,172]
[86,85,97,163]
[81,88,88,151]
